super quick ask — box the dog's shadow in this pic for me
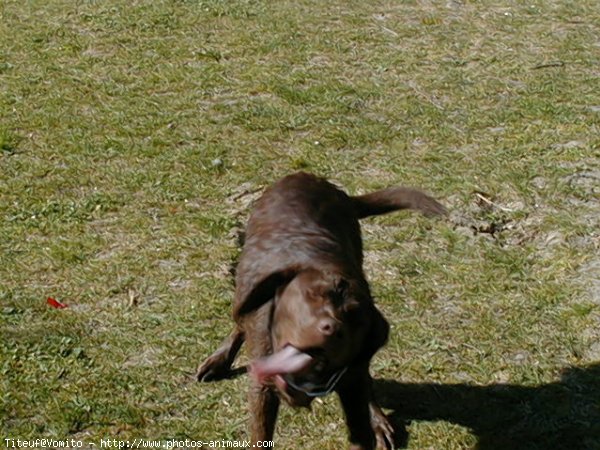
[375,362,600,450]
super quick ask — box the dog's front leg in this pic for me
[337,367,376,450]
[196,328,245,382]
[248,383,280,444]
[245,304,279,444]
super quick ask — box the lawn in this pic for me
[1,0,599,449]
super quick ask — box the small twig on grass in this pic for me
[473,192,515,213]
[379,26,399,37]
[128,289,139,308]
[532,61,565,70]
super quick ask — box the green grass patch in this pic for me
[1,0,599,448]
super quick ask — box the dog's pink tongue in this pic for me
[250,346,313,384]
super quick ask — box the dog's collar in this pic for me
[283,366,348,397]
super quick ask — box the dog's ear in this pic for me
[233,268,298,319]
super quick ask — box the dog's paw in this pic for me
[370,405,395,450]
[414,192,448,217]
[196,352,231,382]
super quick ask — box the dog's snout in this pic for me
[318,317,338,336]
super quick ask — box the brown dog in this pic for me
[197,172,445,449]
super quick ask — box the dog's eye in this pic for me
[342,299,361,314]
[327,278,349,304]
[334,278,349,295]
[327,289,344,305]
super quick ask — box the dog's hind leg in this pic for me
[196,328,245,382]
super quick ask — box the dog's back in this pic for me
[233,172,445,318]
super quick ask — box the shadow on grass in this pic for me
[374,362,600,450]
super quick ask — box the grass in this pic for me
[1,0,599,448]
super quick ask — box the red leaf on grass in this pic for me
[47,297,68,309]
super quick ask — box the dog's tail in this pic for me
[352,187,447,219]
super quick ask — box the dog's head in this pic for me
[238,267,388,407]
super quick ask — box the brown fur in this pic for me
[197,172,445,449]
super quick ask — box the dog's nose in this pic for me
[318,317,338,336]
